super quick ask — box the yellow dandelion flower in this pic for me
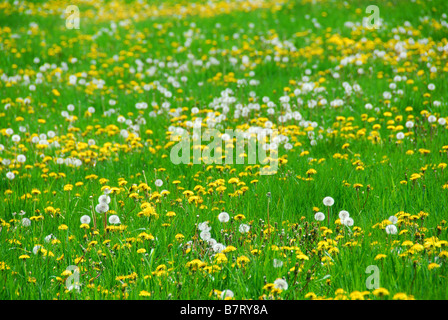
[222,246,237,253]
[139,290,151,297]
[428,263,440,270]
[305,292,317,299]
[372,288,389,297]
[393,293,408,300]
[175,234,185,241]
[234,214,245,221]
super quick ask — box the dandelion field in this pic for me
[1,0,448,301]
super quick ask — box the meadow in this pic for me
[0,0,448,300]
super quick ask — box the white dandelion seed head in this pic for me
[32,245,42,255]
[200,230,211,241]
[207,238,217,247]
[16,154,26,163]
[108,215,120,225]
[98,194,111,204]
[273,259,284,268]
[120,129,129,138]
[396,132,405,140]
[323,196,334,206]
[221,289,234,300]
[80,215,91,224]
[239,224,250,233]
[213,243,225,253]
[221,133,231,141]
[198,221,211,232]
[95,203,109,213]
[21,218,31,227]
[6,172,15,180]
[383,91,392,99]
[67,284,81,292]
[388,216,398,224]
[338,210,350,220]
[273,278,288,291]
[11,134,21,142]
[218,212,230,223]
[385,224,398,235]
[342,217,354,227]
[284,143,293,150]
[314,212,325,221]
[155,179,163,187]
[44,234,54,243]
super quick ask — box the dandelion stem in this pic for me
[267,198,271,239]
[356,189,360,210]
[361,188,370,211]
[90,198,97,231]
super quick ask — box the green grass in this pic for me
[0,0,448,300]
